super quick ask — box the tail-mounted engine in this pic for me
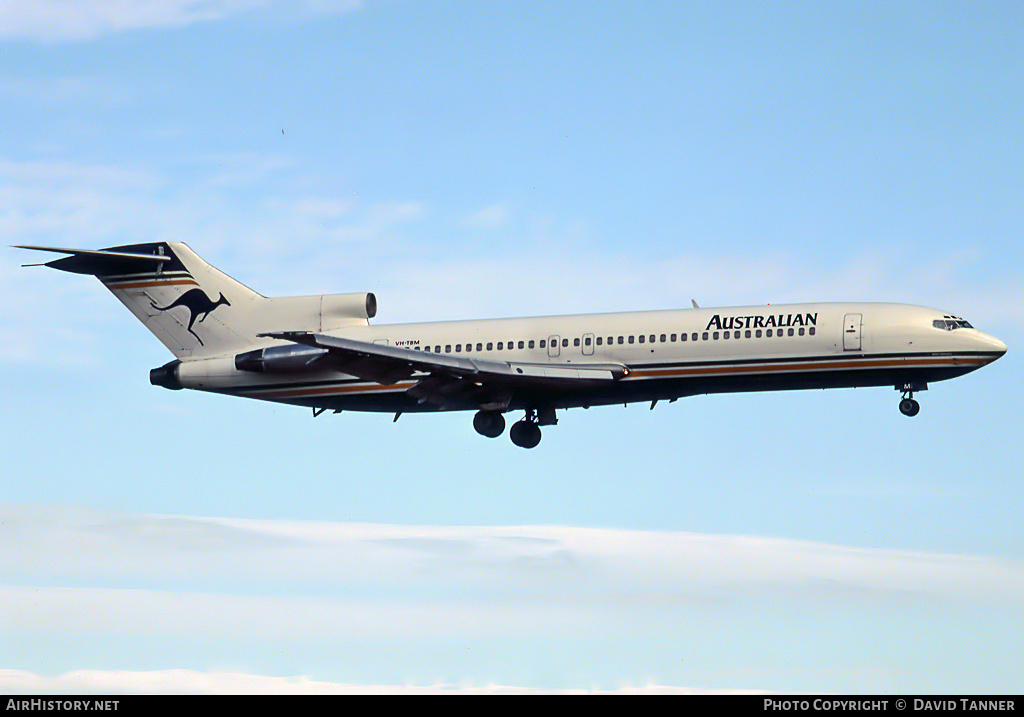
[235,345,330,373]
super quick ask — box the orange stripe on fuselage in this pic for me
[626,356,989,380]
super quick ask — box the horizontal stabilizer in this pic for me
[13,245,171,275]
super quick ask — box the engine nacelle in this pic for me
[235,344,330,373]
[150,359,182,389]
[322,292,377,325]
[262,292,377,333]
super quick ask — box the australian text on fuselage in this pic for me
[705,313,818,331]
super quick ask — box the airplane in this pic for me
[16,242,1006,448]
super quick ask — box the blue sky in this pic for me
[2,1,1022,693]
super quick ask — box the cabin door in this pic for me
[843,314,862,351]
[582,333,595,356]
[548,335,560,358]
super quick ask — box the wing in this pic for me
[252,331,629,410]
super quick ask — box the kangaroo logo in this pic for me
[151,289,230,346]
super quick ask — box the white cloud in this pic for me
[462,204,510,229]
[0,1,364,43]
[0,668,755,694]
[4,505,1022,605]
[2,505,1022,692]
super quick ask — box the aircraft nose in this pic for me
[976,331,1007,359]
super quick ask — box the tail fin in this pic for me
[17,242,261,358]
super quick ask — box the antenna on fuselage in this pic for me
[691,299,700,309]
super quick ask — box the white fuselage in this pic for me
[175,301,1006,413]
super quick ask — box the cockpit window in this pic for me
[933,317,974,331]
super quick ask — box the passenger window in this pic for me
[466,343,472,352]
[766,330,772,337]
[618,336,624,344]
[701,332,708,341]
[755,330,762,338]
[680,333,687,341]
[596,337,602,346]
[723,331,729,340]
[528,340,535,349]
[809,327,816,336]
[455,344,462,352]
[788,328,794,336]
[585,336,591,346]
[798,328,804,336]
[518,341,524,349]
[436,346,442,353]
[497,342,503,350]
[638,335,645,344]
[445,345,451,353]
[574,338,580,347]
[486,342,493,350]
[650,335,656,343]
[745,330,751,338]
[628,336,635,344]
[477,343,483,351]
[713,332,719,340]
[670,333,676,342]
[693,333,699,342]
[540,340,546,348]
[562,338,568,347]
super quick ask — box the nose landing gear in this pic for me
[899,397,920,417]
[897,382,926,417]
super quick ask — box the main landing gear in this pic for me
[473,408,554,448]
[509,417,542,449]
[897,382,926,417]
[472,410,505,438]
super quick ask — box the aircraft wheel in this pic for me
[509,420,542,449]
[473,410,506,438]
[899,398,920,417]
